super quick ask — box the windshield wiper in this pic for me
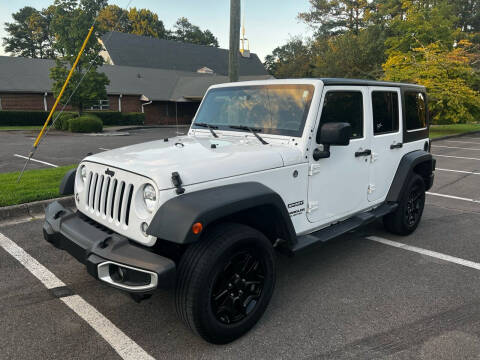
[229,125,268,145]
[194,122,219,138]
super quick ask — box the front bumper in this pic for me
[43,201,176,293]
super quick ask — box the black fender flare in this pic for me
[386,150,435,203]
[147,182,297,245]
[59,168,76,195]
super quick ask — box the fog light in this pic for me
[75,193,80,202]
[141,222,149,236]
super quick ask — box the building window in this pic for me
[84,99,110,111]
[372,91,399,135]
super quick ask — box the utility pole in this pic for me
[229,0,241,82]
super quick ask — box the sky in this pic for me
[0,0,313,61]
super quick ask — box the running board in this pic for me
[292,203,398,253]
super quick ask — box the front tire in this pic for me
[175,223,276,344]
[384,174,426,235]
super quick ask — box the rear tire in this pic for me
[175,223,276,344]
[384,174,425,235]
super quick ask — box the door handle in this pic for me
[355,149,372,157]
[390,142,403,149]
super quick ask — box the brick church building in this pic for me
[0,32,271,125]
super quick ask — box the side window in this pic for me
[405,91,426,130]
[318,91,363,143]
[372,91,399,135]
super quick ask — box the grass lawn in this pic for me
[0,126,43,131]
[430,124,480,139]
[0,165,76,207]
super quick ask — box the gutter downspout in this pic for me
[118,94,123,112]
[141,101,152,113]
[43,92,48,111]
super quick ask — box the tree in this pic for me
[383,40,480,124]
[264,38,314,78]
[127,8,166,38]
[298,0,371,35]
[385,0,458,54]
[96,4,130,33]
[3,6,55,58]
[171,17,219,47]
[312,25,386,78]
[49,0,109,113]
[449,0,480,33]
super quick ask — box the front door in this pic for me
[307,86,371,225]
[368,87,403,202]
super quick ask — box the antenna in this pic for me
[240,0,250,58]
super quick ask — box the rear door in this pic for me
[307,86,371,224]
[368,87,403,202]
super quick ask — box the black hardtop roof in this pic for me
[319,78,426,90]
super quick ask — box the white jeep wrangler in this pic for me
[44,79,435,344]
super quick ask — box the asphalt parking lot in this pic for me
[1,133,480,359]
[0,127,184,173]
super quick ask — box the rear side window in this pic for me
[318,91,363,142]
[372,91,399,135]
[405,91,426,130]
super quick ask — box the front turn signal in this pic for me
[192,222,203,235]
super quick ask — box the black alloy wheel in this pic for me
[175,223,275,344]
[211,250,265,325]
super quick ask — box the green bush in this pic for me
[68,115,103,133]
[0,111,49,126]
[52,112,78,130]
[0,110,144,127]
[86,111,145,126]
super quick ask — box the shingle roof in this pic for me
[0,56,272,101]
[101,31,269,77]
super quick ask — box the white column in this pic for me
[43,92,48,111]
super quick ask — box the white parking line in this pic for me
[434,154,480,161]
[445,140,480,145]
[99,147,111,151]
[436,168,480,175]
[0,232,154,360]
[426,192,480,204]
[367,236,480,271]
[13,154,58,168]
[432,145,480,151]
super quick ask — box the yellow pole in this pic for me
[33,25,95,148]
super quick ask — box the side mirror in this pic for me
[313,122,352,161]
[319,122,351,146]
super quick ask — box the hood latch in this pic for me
[171,172,185,195]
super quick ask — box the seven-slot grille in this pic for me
[84,170,134,226]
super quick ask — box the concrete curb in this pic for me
[431,130,480,142]
[0,196,74,222]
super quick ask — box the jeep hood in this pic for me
[84,136,302,190]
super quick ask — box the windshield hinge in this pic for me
[307,201,319,213]
[309,164,321,176]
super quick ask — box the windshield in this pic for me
[193,84,315,137]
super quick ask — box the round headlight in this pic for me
[80,166,87,183]
[143,184,157,212]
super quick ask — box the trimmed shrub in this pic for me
[86,111,145,126]
[52,112,78,130]
[0,110,144,127]
[0,111,48,126]
[68,115,103,133]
